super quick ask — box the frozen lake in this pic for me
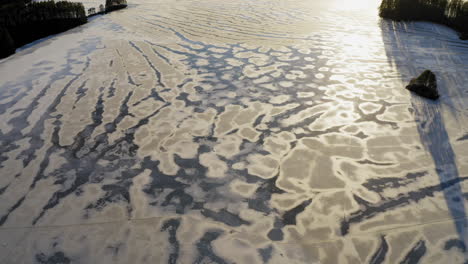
[1,0,468,262]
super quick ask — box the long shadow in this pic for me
[380,20,468,248]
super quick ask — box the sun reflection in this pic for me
[332,0,380,11]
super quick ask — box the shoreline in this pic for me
[0,0,127,59]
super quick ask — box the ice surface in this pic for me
[1,0,468,263]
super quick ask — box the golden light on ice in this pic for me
[333,0,380,11]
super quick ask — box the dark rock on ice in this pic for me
[406,70,439,100]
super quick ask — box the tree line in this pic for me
[379,0,468,39]
[105,0,127,13]
[88,4,105,17]
[0,0,87,59]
